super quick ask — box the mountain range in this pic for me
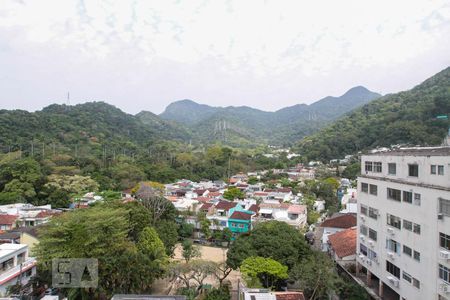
[158,86,381,146]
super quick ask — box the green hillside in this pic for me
[296,67,450,161]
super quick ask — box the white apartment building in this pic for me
[0,243,36,296]
[356,147,450,300]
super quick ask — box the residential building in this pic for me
[328,227,357,267]
[0,243,36,296]
[320,214,357,251]
[357,147,450,299]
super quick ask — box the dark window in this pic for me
[369,228,377,241]
[440,232,450,250]
[440,198,450,216]
[361,183,368,193]
[360,243,368,256]
[369,184,378,195]
[388,163,396,175]
[403,245,412,256]
[413,223,421,235]
[431,165,437,174]
[365,161,373,172]
[413,278,420,289]
[387,188,401,202]
[403,191,413,204]
[369,207,378,219]
[360,205,367,216]
[403,220,412,231]
[439,264,450,284]
[414,193,421,206]
[438,165,444,175]
[408,164,419,177]
[413,250,420,262]
[373,162,382,173]
[387,214,401,229]
[386,261,401,278]
[403,272,412,283]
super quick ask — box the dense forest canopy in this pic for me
[296,67,450,161]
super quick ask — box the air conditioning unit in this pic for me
[360,236,365,242]
[387,276,399,287]
[392,279,399,287]
[438,213,444,220]
[367,260,372,266]
[360,216,366,222]
[440,250,450,260]
[440,283,450,294]
[358,254,365,259]
[369,241,375,247]
[387,252,395,259]
[387,228,394,235]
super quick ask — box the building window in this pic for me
[365,161,373,172]
[403,245,412,256]
[440,232,450,250]
[386,261,401,279]
[387,188,401,202]
[388,163,396,175]
[403,191,413,204]
[439,264,450,284]
[369,184,378,195]
[403,220,412,231]
[386,239,400,253]
[414,193,421,206]
[360,243,368,256]
[413,278,420,289]
[439,198,450,216]
[369,207,379,220]
[369,228,377,241]
[368,249,377,261]
[387,214,401,229]
[238,224,244,228]
[360,204,368,216]
[373,162,382,173]
[403,271,412,283]
[431,165,437,174]
[361,183,368,193]
[408,164,419,177]
[360,225,368,236]
[413,223,421,235]
[438,165,444,175]
[413,250,420,262]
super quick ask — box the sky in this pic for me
[0,0,449,114]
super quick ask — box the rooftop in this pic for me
[328,227,357,258]
[0,243,27,258]
[320,214,356,229]
[365,146,450,157]
[229,211,252,220]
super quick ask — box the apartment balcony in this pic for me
[0,258,36,285]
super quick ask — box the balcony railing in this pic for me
[0,258,36,284]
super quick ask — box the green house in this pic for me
[227,207,253,238]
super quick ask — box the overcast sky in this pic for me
[0,0,449,114]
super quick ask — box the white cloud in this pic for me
[0,0,449,113]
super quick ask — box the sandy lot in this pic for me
[153,244,241,294]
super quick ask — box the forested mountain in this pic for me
[0,102,188,154]
[158,86,380,146]
[296,67,450,161]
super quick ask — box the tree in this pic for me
[240,256,288,289]
[289,251,342,300]
[156,220,179,256]
[222,228,233,247]
[205,286,231,300]
[182,240,201,263]
[223,187,245,200]
[213,261,233,287]
[169,260,217,291]
[179,222,195,238]
[34,204,167,298]
[341,162,360,180]
[200,218,212,239]
[227,221,310,270]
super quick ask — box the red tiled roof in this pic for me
[36,210,60,218]
[229,211,252,220]
[328,227,357,258]
[229,178,239,184]
[273,292,305,300]
[320,214,357,229]
[254,192,268,196]
[277,188,292,193]
[208,192,221,197]
[0,215,17,225]
[215,201,237,211]
[208,188,219,192]
[196,196,212,203]
[200,203,213,211]
[193,189,206,196]
[248,204,259,213]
